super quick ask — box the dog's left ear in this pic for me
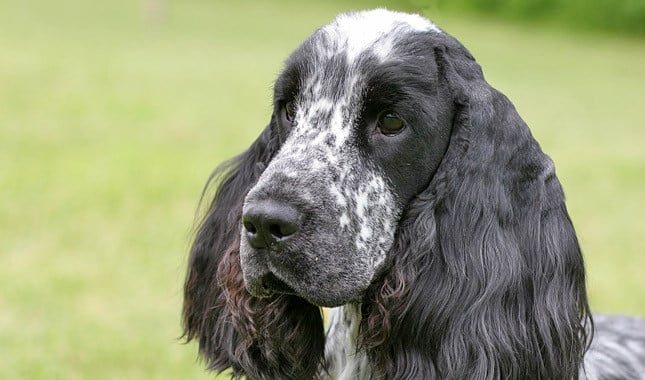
[183,120,325,380]
[361,34,592,378]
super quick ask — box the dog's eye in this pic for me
[378,112,405,136]
[284,101,297,125]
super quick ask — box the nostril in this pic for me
[268,221,297,240]
[268,224,283,239]
[243,220,257,234]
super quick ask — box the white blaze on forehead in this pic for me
[322,8,441,61]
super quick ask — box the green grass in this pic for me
[1,0,643,378]
[414,0,645,35]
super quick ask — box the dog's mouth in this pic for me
[248,272,298,298]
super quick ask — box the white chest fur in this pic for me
[322,304,372,380]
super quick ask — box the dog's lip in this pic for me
[262,272,297,295]
[247,271,298,298]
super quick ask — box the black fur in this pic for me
[183,10,645,380]
[360,41,590,378]
[183,126,326,379]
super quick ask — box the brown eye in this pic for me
[378,112,405,135]
[284,101,297,125]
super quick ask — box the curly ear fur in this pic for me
[183,123,326,380]
[361,36,592,379]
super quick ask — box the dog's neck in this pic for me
[323,304,371,380]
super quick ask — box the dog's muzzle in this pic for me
[241,198,303,297]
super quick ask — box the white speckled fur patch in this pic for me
[250,10,441,270]
[258,9,439,266]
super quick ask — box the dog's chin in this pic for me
[244,272,298,298]
[297,289,360,308]
[244,271,361,308]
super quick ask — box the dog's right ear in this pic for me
[182,120,325,379]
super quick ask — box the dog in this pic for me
[183,9,645,379]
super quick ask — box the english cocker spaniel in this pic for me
[183,9,645,380]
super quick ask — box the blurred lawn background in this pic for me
[1,0,643,378]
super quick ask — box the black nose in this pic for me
[242,200,301,249]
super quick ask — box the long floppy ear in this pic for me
[183,120,325,380]
[361,36,592,378]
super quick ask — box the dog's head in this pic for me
[240,10,454,307]
[184,9,591,379]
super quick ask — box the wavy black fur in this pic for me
[183,9,645,380]
[182,124,326,379]
[360,41,591,379]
